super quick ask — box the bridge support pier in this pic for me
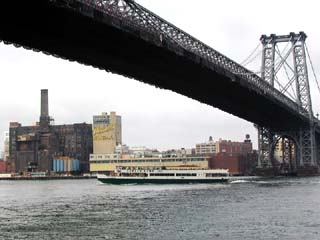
[256,126,319,176]
[257,126,273,168]
[257,32,319,176]
[317,136,320,166]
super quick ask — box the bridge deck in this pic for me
[0,1,310,130]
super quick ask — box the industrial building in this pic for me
[216,135,253,155]
[196,135,252,156]
[209,152,258,175]
[195,136,217,155]
[195,135,256,175]
[8,89,93,175]
[93,112,122,154]
[88,111,257,175]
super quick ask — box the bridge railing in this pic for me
[69,0,301,116]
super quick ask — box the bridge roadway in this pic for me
[0,0,318,132]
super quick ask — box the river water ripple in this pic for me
[1,177,320,239]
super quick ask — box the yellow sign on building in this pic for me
[92,112,121,154]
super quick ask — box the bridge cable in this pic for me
[242,50,262,69]
[273,38,296,77]
[305,43,320,95]
[240,42,261,66]
[274,75,296,101]
[275,45,297,99]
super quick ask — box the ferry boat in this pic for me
[97,168,229,184]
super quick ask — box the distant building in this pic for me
[115,144,129,155]
[3,131,9,161]
[195,135,255,175]
[93,112,122,154]
[162,148,193,158]
[130,146,156,158]
[216,134,252,155]
[195,136,217,155]
[9,90,93,174]
[0,160,8,173]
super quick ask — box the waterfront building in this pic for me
[216,134,253,155]
[90,155,210,173]
[209,152,258,175]
[9,90,93,174]
[93,112,122,154]
[195,135,255,175]
[195,136,217,155]
[0,160,7,173]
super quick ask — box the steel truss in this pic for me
[56,0,303,117]
[276,135,297,172]
[257,126,274,168]
[317,138,320,166]
[258,32,317,168]
[50,2,318,169]
[260,35,276,86]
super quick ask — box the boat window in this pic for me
[206,173,228,177]
[150,173,175,176]
[176,173,197,176]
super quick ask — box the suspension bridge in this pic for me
[0,0,319,175]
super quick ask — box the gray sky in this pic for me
[1,0,319,151]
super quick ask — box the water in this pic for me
[1,178,320,240]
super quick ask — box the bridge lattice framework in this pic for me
[16,0,320,172]
[257,32,319,172]
[63,0,303,114]
[59,0,320,171]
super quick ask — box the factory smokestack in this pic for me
[41,89,49,117]
[40,89,50,129]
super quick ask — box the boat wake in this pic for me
[230,180,251,184]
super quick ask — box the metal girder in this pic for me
[257,126,273,168]
[280,137,295,172]
[260,32,306,44]
[292,39,313,117]
[260,35,275,86]
[258,32,317,168]
[298,128,316,166]
[317,137,320,166]
[59,0,304,120]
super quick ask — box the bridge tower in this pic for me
[257,32,317,174]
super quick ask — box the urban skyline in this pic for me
[0,0,319,152]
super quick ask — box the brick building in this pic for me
[216,134,253,155]
[9,90,92,174]
[197,135,257,175]
[209,152,258,175]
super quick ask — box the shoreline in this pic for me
[0,176,97,181]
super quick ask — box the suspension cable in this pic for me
[273,39,291,70]
[305,43,320,95]
[242,50,262,68]
[240,42,261,66]
[274,39,296,76]
[274,75,296,101]
[275,45,296,99]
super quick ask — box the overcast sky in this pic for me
[1,0,319,152]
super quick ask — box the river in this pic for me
[1,177,320,239]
